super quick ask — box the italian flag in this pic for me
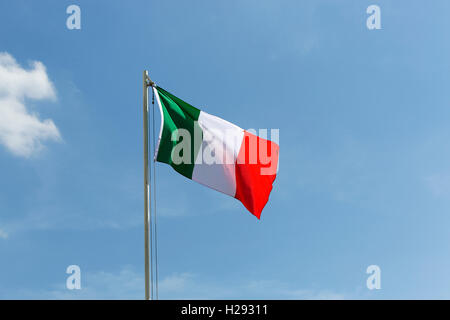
[152,86,279,219]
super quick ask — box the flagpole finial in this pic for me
[144,70,155,87]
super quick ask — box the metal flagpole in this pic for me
[151,86,159,300]
[144,70,157,300]
[143,70,151,300]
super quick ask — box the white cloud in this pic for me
[0,52,60,157]
[5,267,346,300]
[159,272,195,293]
[0,228,8,239]
[243,280,345,300]
[10,266,144,300]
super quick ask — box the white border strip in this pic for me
[152,86,164,161]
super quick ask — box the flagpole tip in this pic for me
[144,70,156,87]
[143,70,155,87]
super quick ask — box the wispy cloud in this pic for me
[8,266,144,300]
[0,52,60,157]
[0,227,8,239]
[243,280,345,300]
[3,266,346,300]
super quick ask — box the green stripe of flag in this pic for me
[155,86,203,179]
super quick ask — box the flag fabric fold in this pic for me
[152,86,279,219]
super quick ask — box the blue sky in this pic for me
[1,0,450,299]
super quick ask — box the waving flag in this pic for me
[152,86,279,219]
